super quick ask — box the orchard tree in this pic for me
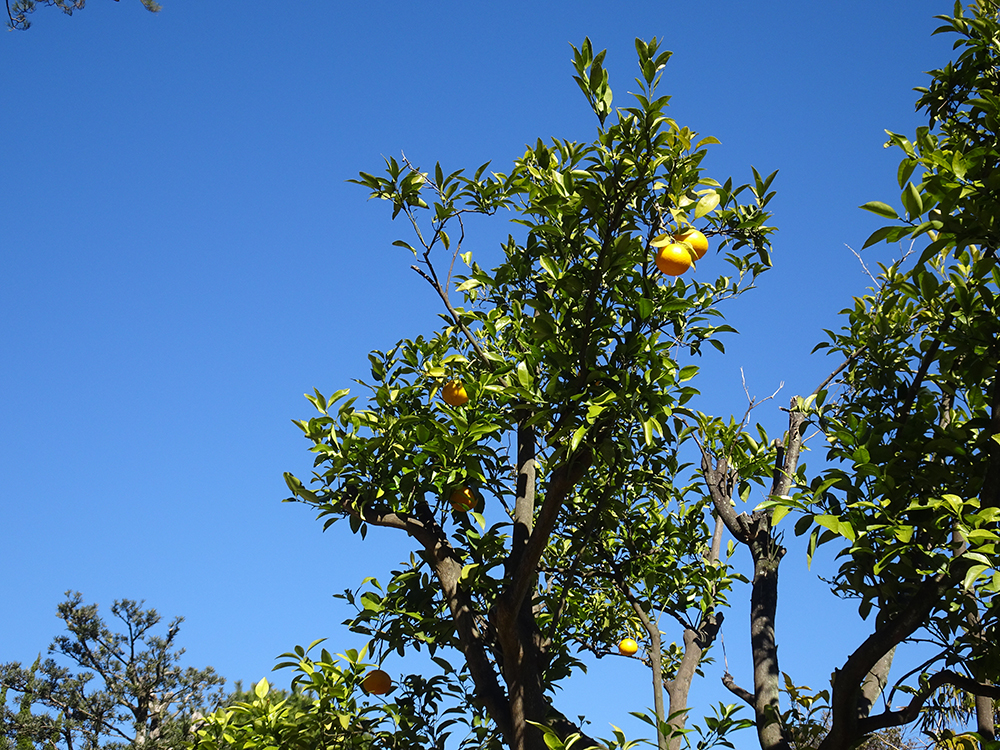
[5,0,161,31]
[273,4,1000,750]
[284,36,775,750]
[703,2,1000,749]
[0,592,224,750]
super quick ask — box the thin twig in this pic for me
[846,243,878,287]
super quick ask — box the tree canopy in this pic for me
[0,592,224,750]
[279,33,774,750]
[199,3,1000,750]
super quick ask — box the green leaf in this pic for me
[678,365,698,382]
[901,182,924,219]
[771,505,792,526]
[862,225,898,249]
[539,255,561,279]
[897,158,918,188]
[859,201,899,219]
[987,572,1000,594]
[694,191,720,219]
[459,564,479,584]
[815,514,857,542]
[254,678,269,698]
[963,564,991,591]
[517,361,532,389]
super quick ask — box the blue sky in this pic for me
[1,0,957,742]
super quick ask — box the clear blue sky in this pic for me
[1,0,955,742]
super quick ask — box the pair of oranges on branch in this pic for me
[652,228,708,276]
[439,380,478,512]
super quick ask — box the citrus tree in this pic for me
[698,3,1000,749]
[192,644,469,750]
[283,37,775,750]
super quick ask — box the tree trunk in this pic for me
[664,629,701,750]
[975,693,995,746]
[749,531,789,750]
[663,514,725,750]
[632,599,668,750]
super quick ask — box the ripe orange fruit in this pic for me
[441,380,469,407]
[654,243,695,276]
[673,229,708,260]
[618,638,639,656]
[361,669,392,695]
[450,487,477,512]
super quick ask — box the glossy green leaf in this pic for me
[694,192,720,219]
[901,182,924,219]
[859,201,899,219]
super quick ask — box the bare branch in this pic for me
[698,448,749,544]
[769,405,807,500]
[738,368,783,431]
[845,243,879,287]
[812,351,862,397]
[409,264,493,368]
[722,672,755,707]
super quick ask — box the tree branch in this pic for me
[409,264,493,368]
[812,349,863,397]
[770,406,807,500]
[501,447,592,620]
[698,450,749,544]
[821,569,955,750]
[857,670,1000,736]
[722,672,755,707]
[334,489,513,738]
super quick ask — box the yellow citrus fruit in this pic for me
[362,669,392,695]
[441,380,469,407]
[618,638,639,656]
[450,487,477,512]
[673,229,708,260]
[654,243,694,276]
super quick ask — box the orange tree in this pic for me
[698,3,1000,749]
[282,37,775,750]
